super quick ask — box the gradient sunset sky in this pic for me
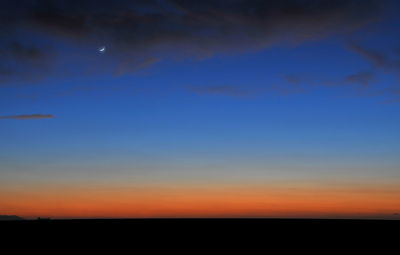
[0,0,399,219]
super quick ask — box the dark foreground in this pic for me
[1,218,398,248]
[3,217,399,226]
[2,218,399,232]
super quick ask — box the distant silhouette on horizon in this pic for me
[37,217,51,221]
[0,215,24,221]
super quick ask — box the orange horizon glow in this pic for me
[1,179,399,219]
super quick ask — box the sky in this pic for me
[0,0,399,219]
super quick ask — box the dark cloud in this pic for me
[344,71,375,86]
[0,114,55,120]
[3,41,45,60]
[0,41,52,84]
[0,0,386,83]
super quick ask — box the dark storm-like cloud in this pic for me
[0,114,55,120]
[0,0,386,83]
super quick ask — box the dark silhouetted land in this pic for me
[0,215,24,221]
[1,218,398,246]
[2,218,398,232]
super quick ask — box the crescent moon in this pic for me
[99,46,106,52]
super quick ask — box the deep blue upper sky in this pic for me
[0,0,399,197]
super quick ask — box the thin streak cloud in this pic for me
[188,85,256,97]
[0,114,55,120]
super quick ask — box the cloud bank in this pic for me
[0,0,386,83]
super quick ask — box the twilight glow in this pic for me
[0,0,399,220]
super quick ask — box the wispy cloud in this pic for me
[114,57,161,77]
[283,75,303,85]
[344,71,375,86]
[280,70,399,102]
[347,43,400,102]
[188,85,256,97]
[380,88,400,104]
[0,114,55,120]
[349,43,400,74]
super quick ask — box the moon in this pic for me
[98,46,106,53]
